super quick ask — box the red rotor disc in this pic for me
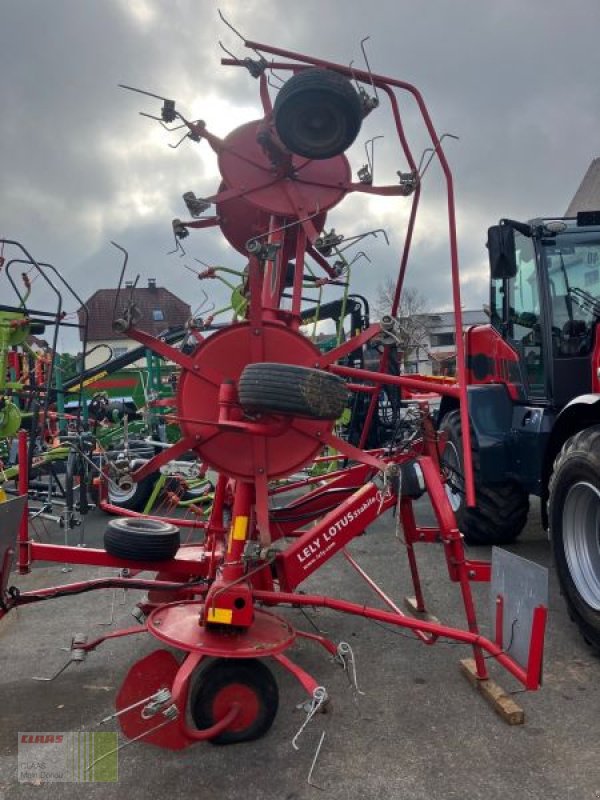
[218,120,349,217]
[176,322,332,480]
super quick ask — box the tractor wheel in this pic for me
[439,410,529,546]
[273,68,363,160]
[239,363,347,420]
[104,517,180,561]
[190,658,279,745]
[549,426,600,651]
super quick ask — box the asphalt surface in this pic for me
[1,497,600,800]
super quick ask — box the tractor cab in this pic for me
[470,213,600,410]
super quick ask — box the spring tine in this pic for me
[32,658,74,682]
[292,686,327,750]
[360,36,379,103]
[96,587,116,627]
[307,731,326,790]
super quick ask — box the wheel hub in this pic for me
[562,481,600,610]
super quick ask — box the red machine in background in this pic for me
[1,24,548,750]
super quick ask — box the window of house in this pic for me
[152,309,165,321]
[430,332,455,347]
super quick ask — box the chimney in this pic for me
[148,278,157,290]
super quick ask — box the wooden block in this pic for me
[460,658,525,725]
[403,595,440,624]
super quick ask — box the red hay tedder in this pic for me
[1,22,548,750]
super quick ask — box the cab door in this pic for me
[494,231,550,403]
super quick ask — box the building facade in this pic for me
[79,280,191,369]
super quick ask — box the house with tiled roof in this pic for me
[566,157,600,216]
[79,279,191,369]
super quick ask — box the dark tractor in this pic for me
[438,211,600,648]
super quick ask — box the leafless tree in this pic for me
[376,277,431,371]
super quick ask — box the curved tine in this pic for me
[245,203,321,249]
[167,237,186,257]
[218,8,246,42]
[268,61,286,86]
[218,8,265,61]
[192,289,210,316]
[360,36,378,102]
[348,60,362,93]
[365,135,384,173]
[417,147,434,174]
[110,241,129,321]
[219,40,243,65]
[376,228,390,245]
[349,251,372,267]
[118,84,170,103]
[168,131,190,150]
[419,133,459,179]
[159,120,187,132]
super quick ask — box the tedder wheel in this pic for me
[549,426,600,651]
[96,441,158,512]
[273,68,363,160]
[104,517,180,561]
[239,363,347,420]
[190,658,279,745]
[106,461,158,512]
[439,410,529,546]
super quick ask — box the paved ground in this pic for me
[1,497,600,800]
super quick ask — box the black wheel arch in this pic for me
[542,394,600,530]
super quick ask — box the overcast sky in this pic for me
[1,0,599,352]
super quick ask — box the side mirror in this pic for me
[487,224,517,280]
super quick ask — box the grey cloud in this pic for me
[1,0,598,349]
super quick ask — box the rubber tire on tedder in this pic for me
[273,68,363,160]
[549,426,600,651]
[104,517,180,561]
[190,658,279,745]
[439,410,529,546]
[239,362,347,420]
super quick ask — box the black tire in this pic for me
[273,68,363,160]
[106,462,158,512]
[549,427,600,650]
[239,363,347,420]
[99,441,158,512]
[104,517,180,561]
[439,410,529,545]
[190,658,279,745]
